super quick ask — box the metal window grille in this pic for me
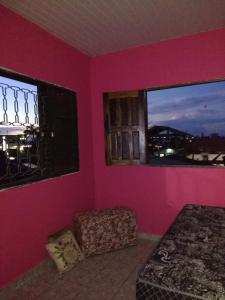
[0,80,41,187]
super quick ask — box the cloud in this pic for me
[149,114,225,136]
[147,87,225,135]
[148,92,225,115]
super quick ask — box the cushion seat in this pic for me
[74,207,137,256]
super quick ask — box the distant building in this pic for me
[147,125,225,166]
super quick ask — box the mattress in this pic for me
[136,204,225,300]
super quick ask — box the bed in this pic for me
[136,204,225,300]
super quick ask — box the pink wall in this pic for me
[91,29,225,235]
[0,5,94,288]
[2,3,225,290]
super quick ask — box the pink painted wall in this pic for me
[91,29,225,235]
[1,2,225,290]
[0,5,94,288]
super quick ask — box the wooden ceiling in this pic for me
[1,0,225,56]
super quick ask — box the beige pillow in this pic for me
[46,230,84,273]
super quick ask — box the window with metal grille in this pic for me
[0,69,79,189]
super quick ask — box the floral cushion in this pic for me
[74,207,137,256]
[46,230,84,273]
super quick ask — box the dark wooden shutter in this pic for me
[38,84,79,177]
[104,90,147,165]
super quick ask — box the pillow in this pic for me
[46,230,84,273]
[48,227,73,243]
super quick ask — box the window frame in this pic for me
[104,77,225,168]
[0,67,79,190]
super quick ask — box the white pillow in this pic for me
[46,230,84,273]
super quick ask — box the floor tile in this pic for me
[1,239,156,300]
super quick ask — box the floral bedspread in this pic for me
[137,204,225,300]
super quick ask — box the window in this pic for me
[104,79,225,167]
[0,69,79,189]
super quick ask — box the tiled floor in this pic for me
[0,239,156,300]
